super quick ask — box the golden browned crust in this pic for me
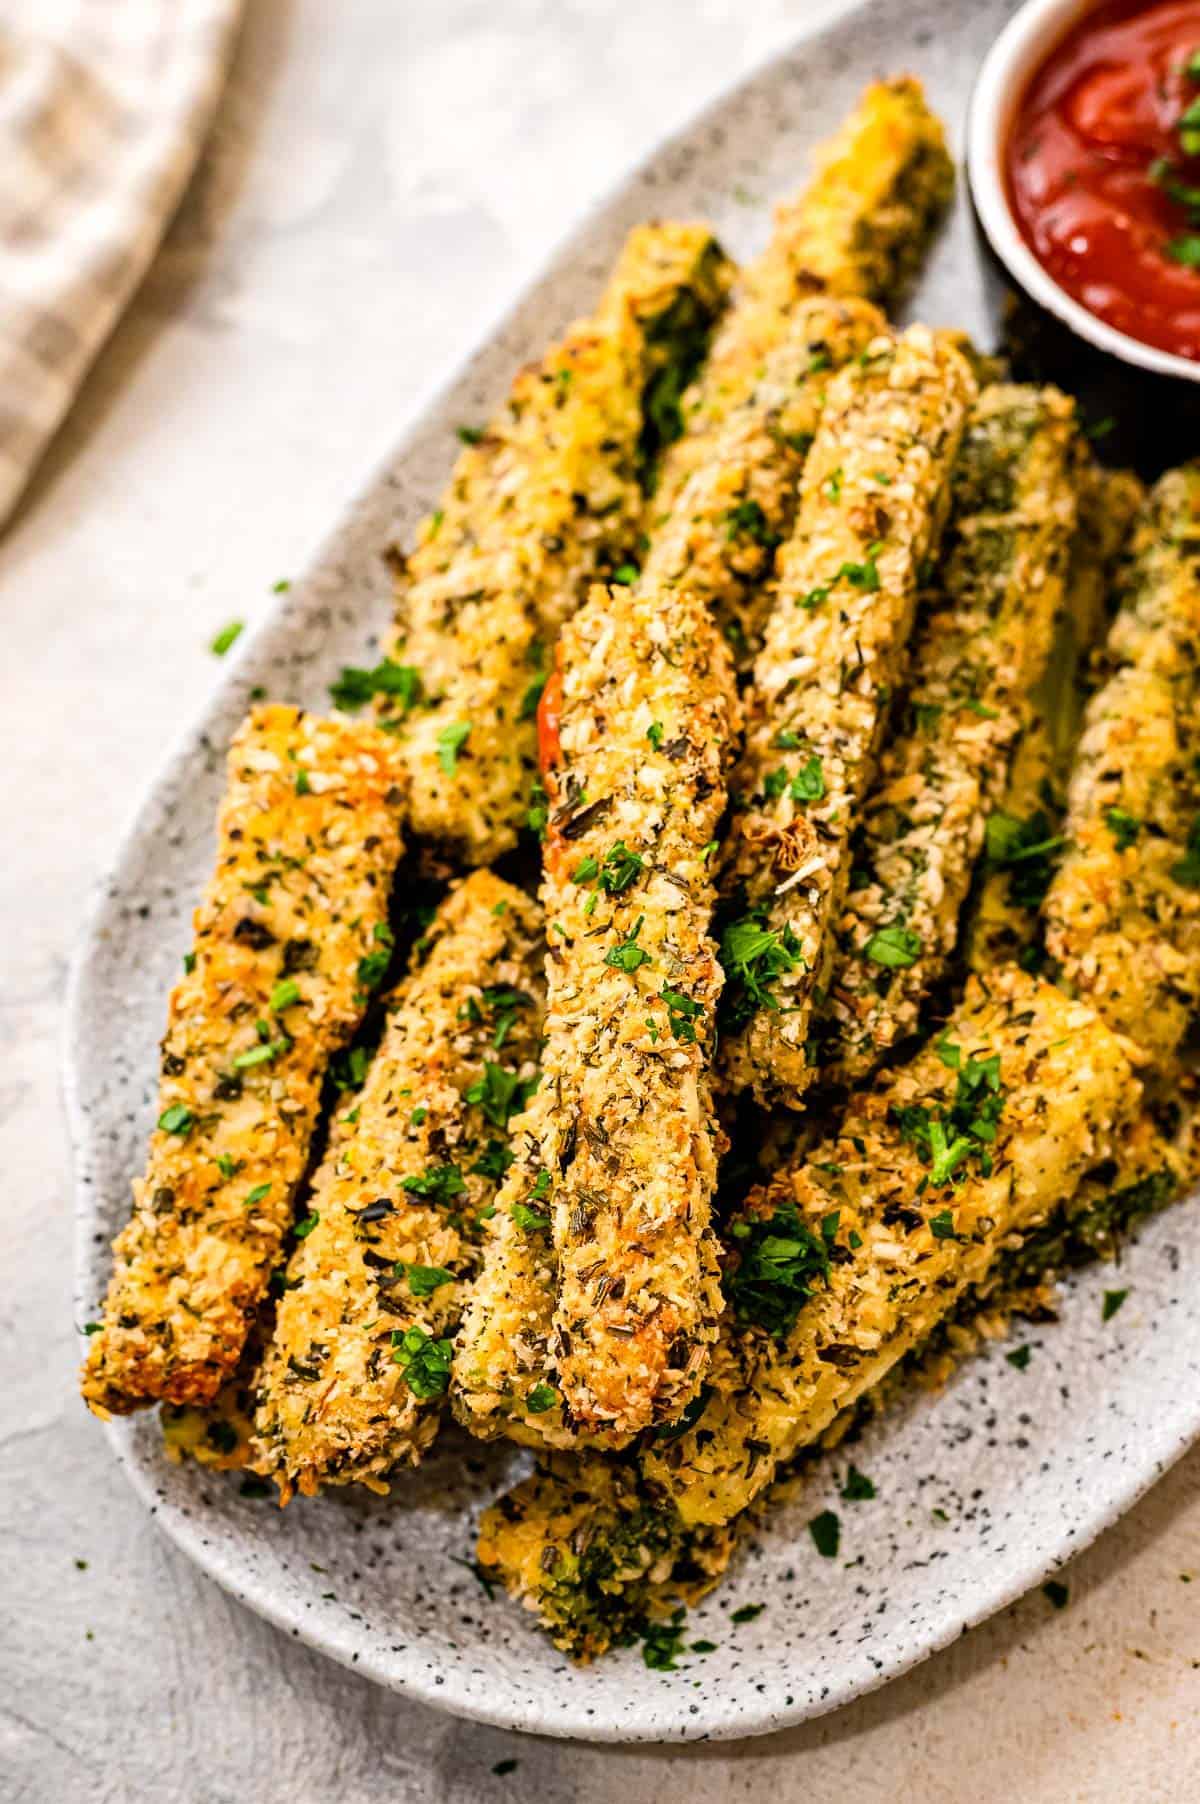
[81,706,408,1416]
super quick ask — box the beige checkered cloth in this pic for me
[0,0,242,529]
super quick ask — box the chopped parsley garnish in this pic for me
[984,808,1064,911]
[730,1602,765,1624]
[216,1153,240,1180]
[183,951,196,974]
[456,424,485,445]
[293,1211,319,1239]
[1167,232,1200,266]
[612,562,639,586]
[762,766,788,800]
[773,729,802,749]
[840,1465,876,1502]
[893,1036,1005,1187]
[402,1163,466,1202]
[641,1608,689,1670]
[294,769,311,795]
[526,1382,558,1414]
[329,659,422,713]
[605,915,652,972]
[157,1104,194,1136]
[809,1510,841,1559]
[864,924,922,969]
[511,1201,549,1234]
[403,1263,455,1297]
[1006,1345,1032,1370]
[210,620,244,657]
[492,1759,520,1777]
[726,1201,834,1339]
[529,1170,551,1201]
[465,1060,534,1130]
[481,983,530,1049]
[1104,805,1141,850]
[526,777,549,839]
[1042,1580,1070,1610]
[329,1044,370,1092]
[471,1140,513,1182]
[790,755,825,802]
[661,985,704,1043]
[596,841,645,895]
[1102,1288,1129,1321]
[518,675,546,720]
[436,720,471,775]
[803,542,884,607]
[391,1325,452,1398]
[244,1182,272,1207]
[269,978,301,1012]
[929,1207,958,1239]
[646,721,664,749]
[719,912,804,1029]
[724,499,779,547]
[356,922,395,995]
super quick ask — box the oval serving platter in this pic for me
[67,0,1200,1744]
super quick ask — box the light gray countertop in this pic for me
[2,2,1198,1798]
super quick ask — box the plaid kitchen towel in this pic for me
[0,0,243,529]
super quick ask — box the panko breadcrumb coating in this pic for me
[661,76,953,505]
[452,575,738,1446]
[81,706,408,1417]
[1044,464,1200,1065]
[719,324,976,1106]
[253,871,544,1499]
[478,967,1139,1655]
[822,384,1079,1080]
[374,224,732,864]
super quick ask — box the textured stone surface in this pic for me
[3,0,1200,1794]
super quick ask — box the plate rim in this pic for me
[62,0,1200,1744]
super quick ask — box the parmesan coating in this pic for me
[719,325,976,1106]
[477,967,1138,1653]
[375,224,732,864]
[643,294,884,666]
[81,707,408,1417]
[452,577,738,1445]
[253,872,544,1499]
[1044,465,1200,1064]
[822,385,1079,1080]
[964,461,1143,975]
[661,77,953,504]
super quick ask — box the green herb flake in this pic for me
[1006,1345,1032,1370]
[294,1211,319,1239]
[157,1104,194,1136]
[465,1061,533,1130]
[1104,805,1141,850]
[403,1163,466,1203]
[404,1263,455,1297]
[605,915,652,972]
[1171,814,1200,886]
[641,1607,689,1670]
[727,1200,831,1339]
[730,1602,765,1624]
[840,1465,876,1502]
[790,756,825,802]
[456,424,485,445]
[436,720,471,775]
[809,1509,840,1559]
[1102,1288,1128,1321]
[719,912,804,1028]
[646,721,665,749]
[526,1382,558,1414]
[612,562,639,586]
[330,659,422,713]
[661,984,704,1043]
[244,1182,272,1207]
[391,1325,453,1398]
[864,924,922,969]
[210,620,244,657]
[1042,1579,1070,1610]
[511,1201,550,1234]
[269,978,301,1012]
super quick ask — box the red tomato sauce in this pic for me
[536,656,564,871]
[1006,0,1200,359]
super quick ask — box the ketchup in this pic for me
[1006,0,1200,360]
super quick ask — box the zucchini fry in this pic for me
[1044,465,1200,1064]
[822,385,1079,1080]
[967,460,1144,977]
[375,224,732,865]
[453,576,738,1445]
[719,325,976,1106]
[644,294,883,666]
[81,707,408,1417]
[662,77,953,503]
[253,872,544,1499]
[479,966,1138,1654]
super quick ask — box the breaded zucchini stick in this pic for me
[478,967,1138,1654]
[822,385,1079,1080]
[375,224,731,864]
[1044,465,1200,1064]
[662,77,953,503]
[252,872,544,1498]
[719,325,976,1105]
[967,460,1144,976]
[81,707,408,1416]
[480,967,1137,1651]
[644,294,883,665]
[453,576,738,1445]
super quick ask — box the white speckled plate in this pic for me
[66,0,1200,1744]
